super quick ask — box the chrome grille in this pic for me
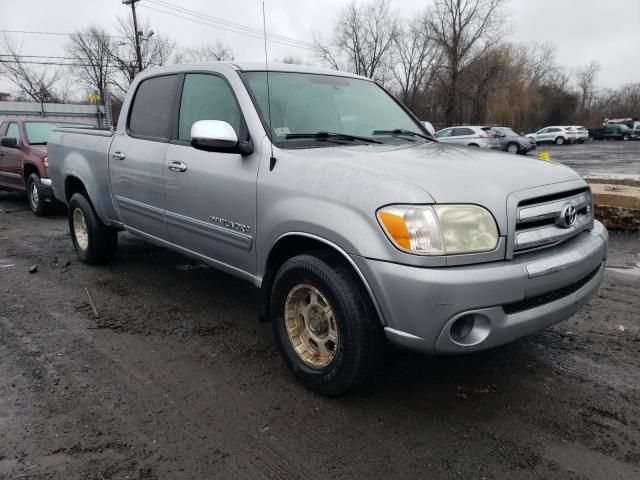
[514,188,593,252]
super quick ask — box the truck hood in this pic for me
[281,142,584,232]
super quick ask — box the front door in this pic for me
[163,73,258,276]
[0,122,24,188]
[109,74,181,241]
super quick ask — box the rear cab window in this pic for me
[128,74,180,140]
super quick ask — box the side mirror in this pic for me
[0,137,18,148]
[191,120,239,152]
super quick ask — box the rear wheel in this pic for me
[68,193,118,264]
[506,143,519,154]
[468,143,480,147]
[270,253,383,395]
[27,173,48,216]
[623,134,630,141]
[554,136,566,145]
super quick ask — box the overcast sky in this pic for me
[1,0,639,96]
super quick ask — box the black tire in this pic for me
[270,253,383,395]
[554,136,566,145]
[468,143,480,147]
[68,193,118,264]
[578,139,585,144]
[506,142,519,154]
[622,134,630,141]
[27,173,48,216]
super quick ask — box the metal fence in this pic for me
[0,101,109,127]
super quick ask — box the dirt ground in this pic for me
[1,186,639,479]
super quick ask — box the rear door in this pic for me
[451,127,475,145]
[109,74,181,241]
[163,72,258,276]
[0,122,25,189]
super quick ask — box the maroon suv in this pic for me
[0,119,93,215]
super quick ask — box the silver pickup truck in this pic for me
[48,63,608,395]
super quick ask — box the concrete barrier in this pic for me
[585,176,640,230]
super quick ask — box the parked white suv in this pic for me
[526,126,577,145]
[568,126,589,144]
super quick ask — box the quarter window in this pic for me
[128,74,179,139]
[178,74,242,142]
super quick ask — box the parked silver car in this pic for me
[47,63,608,395]
[435,125,503,149]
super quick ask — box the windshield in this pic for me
[241,71,428,148]
[24,122,93,145]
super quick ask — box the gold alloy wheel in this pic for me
[73,208,89,251]
[284,284,340,368]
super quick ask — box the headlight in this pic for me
[377,205,499,255]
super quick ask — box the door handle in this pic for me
[111,151,126,160]
[167,161,187,172]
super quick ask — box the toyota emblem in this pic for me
[559,204,577,228]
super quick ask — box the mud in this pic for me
[1,190,639,479]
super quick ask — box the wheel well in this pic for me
[64,176,87,203]
[23,163,39,186]
[468,143,479,147]
[258,235,380,325]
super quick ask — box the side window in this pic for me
[435,129,451,138]
[6,123,21,142]
[128,75,179,139]
[178,74,242,142]
[537,128,548,134]
[452,127,473,136]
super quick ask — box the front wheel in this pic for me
[506,143,519,154]
[27,173,48,216]
[68,193,118,264]
[270,253,383,395]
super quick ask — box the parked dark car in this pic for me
[591,124,634,141]
[493,127,536,154]
[0,119,93,215]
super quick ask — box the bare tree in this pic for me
[173,41,235,63]
[0,36,62,103]
[574,61,600,112]
[391,13,443,112]
[66,26,115,102]
[110,15,175,96]
[428,0,507,124]
[315,0,399,82]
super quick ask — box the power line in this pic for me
[138,1,315,50]
[144,0,315,48]
[0,29,199,55]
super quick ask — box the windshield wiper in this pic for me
[285,131,382,144]
[373,129,433,141]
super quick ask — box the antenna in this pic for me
[262,2,276,169]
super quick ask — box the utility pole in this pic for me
[122,0,143,73]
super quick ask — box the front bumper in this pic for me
[39,178,56,202]
[353,221,608,354]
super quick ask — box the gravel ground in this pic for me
[526,140,640,176]
[1,185,639,479]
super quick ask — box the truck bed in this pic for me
[48,128,121,227]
